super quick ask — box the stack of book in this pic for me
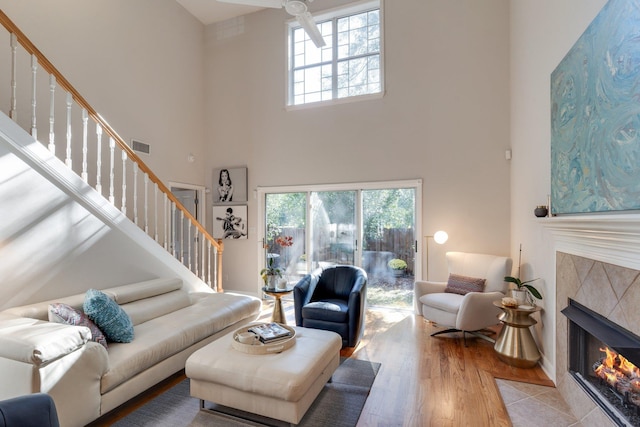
[249,323,292,344]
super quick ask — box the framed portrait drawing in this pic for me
[213,167,247,204]
[212,205,248,239]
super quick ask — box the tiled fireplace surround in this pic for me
[548,216,640,425]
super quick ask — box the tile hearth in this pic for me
[496,379,580,426]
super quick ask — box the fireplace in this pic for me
[562,298,640,426]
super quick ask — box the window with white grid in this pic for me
[288,1,383,107]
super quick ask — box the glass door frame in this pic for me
[256,179,423,291]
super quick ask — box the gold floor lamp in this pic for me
[424,230,448,280]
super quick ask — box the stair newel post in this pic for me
[95,124,102,195]
[144,173,149,234]
[30,54,37,139]
[121,150,127,215]
[81,108,88,182]
[65,92,72,169]
[9,33,17,120]
[132,163,138,225]
[108,137,115,204]
[48,75,56,153]
[216,240,223,292]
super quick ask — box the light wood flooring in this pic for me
[92,299,555,426]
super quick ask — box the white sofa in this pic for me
[0,278,261,427]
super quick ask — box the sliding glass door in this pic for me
[260,180,421,309]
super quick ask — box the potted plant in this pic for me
[388,258,407,277]
[504,276,542,304]
[260,257,282,290]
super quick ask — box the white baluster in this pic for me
[163,193,168,249]
[81,109,88,182]
[144,174,149,234]
[187,220,192,270]
[48,75,56,153]
[194,228,199,278]
[180,210,185,264]
[30,55,38,139]
[9,34,17,120]
[207,240,212,287]
[154,183,159,242]
[132,163,138,224]
[214,242,218,292]
[171,202,176,256]
[201,235,206,281]
[121,150,127,215]
[95,124,103,195]
[65,92,72,168]
[109,137,115,204]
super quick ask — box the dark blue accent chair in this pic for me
[294,265,367,347]
[0,393,59,427]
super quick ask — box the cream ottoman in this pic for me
[185,325,342,425]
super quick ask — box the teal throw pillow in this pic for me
[83,289,134,343]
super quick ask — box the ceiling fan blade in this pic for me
[216,0,283,8]
[296,12,326,48]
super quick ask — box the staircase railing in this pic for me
[0,10,223,291]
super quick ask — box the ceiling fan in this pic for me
[217,0,326,48]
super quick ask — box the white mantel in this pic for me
[542,213,640,271]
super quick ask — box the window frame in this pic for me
[285,0,384,109]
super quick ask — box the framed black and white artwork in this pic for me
[213,167,247,204]
[212,205,248,239]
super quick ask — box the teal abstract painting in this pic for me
[551,0,640,214]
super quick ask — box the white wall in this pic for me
[0,0,207,188]
[510,0,608,379]
[204,0,512,294]
[0,1,511,301]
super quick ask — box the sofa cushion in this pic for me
[0,318,90,366]
[301,300,348,323]
[101,292,260,394]
[120,290,192,326]
[83,289,134,343]
[420,293,464,314]
[48,303,108,349]
[444,274,486,296]
[105,278,183,305]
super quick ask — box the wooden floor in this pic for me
[92,299,554,427]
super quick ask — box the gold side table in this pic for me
[262,286,293,324]
[492,300,542,368]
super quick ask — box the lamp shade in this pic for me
[433,230,448,244]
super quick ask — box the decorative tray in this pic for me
[231,323,296,355]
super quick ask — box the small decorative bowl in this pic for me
[534,206,548,217]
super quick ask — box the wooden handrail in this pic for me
[0,9,224,290]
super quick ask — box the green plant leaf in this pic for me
[523,284,543,299]
[504,276,522,286]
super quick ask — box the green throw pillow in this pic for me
[83,289,134,343]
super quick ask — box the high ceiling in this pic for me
[176,0,267,25]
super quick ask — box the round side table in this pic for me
[492,300,542,368]
[262,286,294,324]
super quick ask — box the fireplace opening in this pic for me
[562,299,640,427]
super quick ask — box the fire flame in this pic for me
[594,347,640,392]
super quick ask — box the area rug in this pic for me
[113,358,380,427]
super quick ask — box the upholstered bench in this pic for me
[185,324,342,425]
